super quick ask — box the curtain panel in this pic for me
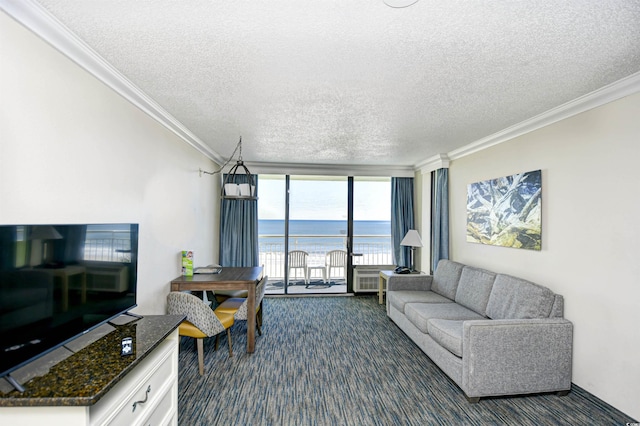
[219,174,259,267]
[391,177,414,268]
[431,168,449,273]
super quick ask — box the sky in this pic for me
[257,176,391,221]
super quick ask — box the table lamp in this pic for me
[400,229,423,272]
[29,225,63,265]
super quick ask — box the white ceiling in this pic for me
[8,1,640,171]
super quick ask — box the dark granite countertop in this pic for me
[0,314,184,407]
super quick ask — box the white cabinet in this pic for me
[0,328,179,426]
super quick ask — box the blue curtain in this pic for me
[391,177,414,267]
[219,174,259,267]
[431,168,449,273]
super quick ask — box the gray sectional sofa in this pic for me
[386,259,573,402]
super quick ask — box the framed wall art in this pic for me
[467,169,542,250]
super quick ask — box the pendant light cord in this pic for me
[200,137,243,176]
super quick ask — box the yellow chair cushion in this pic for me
[179,312,235,338]
[179,320,207,339]
[214,310,235,329]
[215,298,245,315]
[214,290,248,303]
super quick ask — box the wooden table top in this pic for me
[170,266,263,288]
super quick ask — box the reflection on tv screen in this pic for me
[0,223,139,382]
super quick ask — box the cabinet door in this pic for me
[90,332,178,426]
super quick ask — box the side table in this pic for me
[306,265,327,286]
[32,265,87,311]
[379,270,393,304]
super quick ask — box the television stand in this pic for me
[4,374,25,393]
[124,311,144,319]
[0,315,183,425]
[108,311,143,326]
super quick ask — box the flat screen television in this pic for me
[0,223,139,389]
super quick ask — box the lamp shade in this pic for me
[29,225,63,240]
[400,229,423,247]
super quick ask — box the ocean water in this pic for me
[259,219,390,236]
[259,220,392,252]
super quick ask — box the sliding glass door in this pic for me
[257,176,287,294]
[353,177,392,267]
[287,176,348,294]
[258,175,391,295]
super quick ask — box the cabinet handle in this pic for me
[132,385,151,412]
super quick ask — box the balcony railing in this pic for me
[84,230,132,263]
[259,234,393,280]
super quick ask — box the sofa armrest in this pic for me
[386,274,433,292]
[462,318,573,398]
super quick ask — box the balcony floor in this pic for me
[266,278,347,295]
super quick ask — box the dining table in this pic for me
[170,266,263,353]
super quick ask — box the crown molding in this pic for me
[417,154,450,174]
[443,71,640,162]
[246,161,415,178]
[0,0,225,166]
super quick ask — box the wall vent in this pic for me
[354,265,394,292]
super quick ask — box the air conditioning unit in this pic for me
[83,263,129,292]
[354,265,394,292]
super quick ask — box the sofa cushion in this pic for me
[427,319,464,357]
[405,302,484,334]
[431,260,465,300]
[388,290,453,314]
[454,266,496,316]
[486,274,556,319]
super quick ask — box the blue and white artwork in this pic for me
[467,170,542,250]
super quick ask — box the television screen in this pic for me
[0,223,138,381]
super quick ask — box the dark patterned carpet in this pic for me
[177,296,634,425]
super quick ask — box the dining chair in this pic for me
[166,291,235,375]
[215,276,268,336]
[325,249,348,282]
[288,250,309,284]
[213,289,248,304]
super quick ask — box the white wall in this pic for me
[448,92,640,419]
[0,13,220,314]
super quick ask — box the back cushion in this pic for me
[486,274,556,319]
[455,266,496,316]
[431,260,464,300]
[549,295,564,318]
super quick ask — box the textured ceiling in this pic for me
[26,1,640,169]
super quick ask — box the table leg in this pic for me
[246,284,256,353]
[61,275,69,311]
[379,274,385,305]
[81,272,87,304]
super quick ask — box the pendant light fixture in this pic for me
[200,137,257,200]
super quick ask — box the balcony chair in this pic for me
[288,250,309,284]
[166,291,235,375]
[214,276,268,336]
[325,249,348,283]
